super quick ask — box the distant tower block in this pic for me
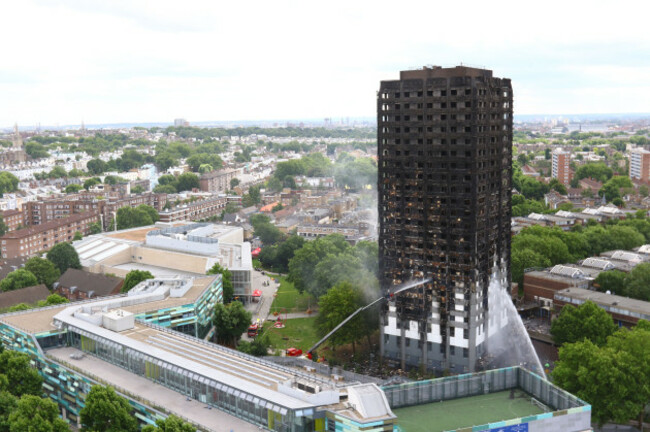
[12,123,23,149]
[174,118,190,127]
[551,148,572,186]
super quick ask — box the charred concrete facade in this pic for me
[378,66,513,373]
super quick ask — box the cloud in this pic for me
[2,0,650,126]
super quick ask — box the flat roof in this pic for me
[47,347,260,432]
[0,276,216,334]
[112,263,202,279]
[393,390,545,432]
[555,287,650,318]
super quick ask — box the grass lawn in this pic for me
[269,275,316,313]
[393,390,546,432]
[262,317,322,352]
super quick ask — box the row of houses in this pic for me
[512,204,631,234]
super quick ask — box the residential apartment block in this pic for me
[23,193,167,230]
[199,169,238,193]
[629,147,650,183]
[0,209,24,232]
[0,211,100,258]
[378,65,513,372]
[551,148,572,185]
[158,196,227,223]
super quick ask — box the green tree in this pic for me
[593,270,627,295]
[258,235,306,273]
[137,204,159,223]
[142,415,196,432]
[73,231,83,241]
[8,395,69,432]
[175,173,199,192]
[89,221,103,234]
[154,152,178,171]
[510,248,551,287]
[212,302,252,347]
[46,242,81,274]
[24,142,50,159]
[83,177,102,190]
[0,216,6,237]
[0,269,38,292]
[0,391,17,432]
[550,301,617,346]
[24,257,60,289]
[121,270,154,293]
[38,294,69,307]
[553,322,650,427]
[243,185,261,206]
[288,235,350,294]
[316,282,373,356]
[0,172,19,197]
[153,184,177,194]
[65,183,83,193]
[0,350,44,397]
[47,166,68,179]
[255,222,284,245]
[237,334,271,357]
[552,339,637,426]
[131,185,145,194]
[574,162,613,183]
[80,385,138,432]
[116,206,155,230]
[207,263,233,303]
[86,159,108,175]
[625,263,650,301]
[312,253,377,299]
[230,178,240,189]
[103,175,126,185]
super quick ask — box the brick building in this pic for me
[54,268,124,301]
[23,193,166,230]
[0,209,24,232]
[199,169,238,193]
[158,197,227,223]
[0,211,100,259]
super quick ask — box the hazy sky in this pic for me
[2,0,649,127]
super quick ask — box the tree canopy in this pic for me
[116,205,159,230]
[24,257,60,289]
[212,302,252,347]
[46,242,82,274]
[121,270,154,293]
[80,385,138,432]
[550,301,618,347]
[207,263,233,303]
[553,322,650,427]
[0,269,38,292]
[8,395,69,432]
[315,282,377,356]
[142,415,196,432]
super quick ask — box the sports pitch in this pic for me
[393,390,546,432]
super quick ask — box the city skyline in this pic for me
[2,0,650,127]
